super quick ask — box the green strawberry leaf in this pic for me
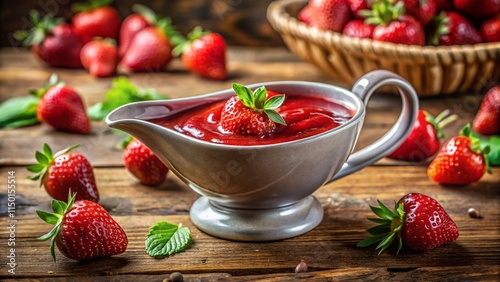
[0,96,40,128]
[88,77,169,120]
[145,221,191,258]
[471,132,500,166]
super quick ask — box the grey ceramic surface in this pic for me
[106,70,419,241]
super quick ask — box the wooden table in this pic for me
[1,48,499,281]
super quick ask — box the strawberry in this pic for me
[347,0,371,19]
[481,16,500,43]
[80,38,119,77]
[28,144,99,202]
[472,85,500,135]
[427,125,491,186]
[362,0,425,45]
[435,0,451,11]
[118,4,156,58]
[342,20,375,38]
[397,0,438,26]
[176,27,227,80]
[387,110,456,162]
[123,138,169,186]
[453,0,500,19]
[36,193,127,260]
[71,0,121,43]
[429,11,483,46]
[308,0,351,32]
[358,193,459,253]
[219,84,286,136]
[33,74,90,134]
[14,11,83,68]
[297,4,313,25]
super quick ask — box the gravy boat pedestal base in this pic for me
[190,196,323,241]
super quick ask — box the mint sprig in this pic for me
[145,221,191,258]
[232,83,286,125]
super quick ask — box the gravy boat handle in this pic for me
[328,70,419,182]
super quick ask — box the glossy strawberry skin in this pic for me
[437,12,484,46]
[219,96,276,136]
[427,136,487,185]
[123,139,169,186]
[80,39,119,77]
[453,0,500,19]
[72,6,121,43]
[121,26,173,72]
[472,85,500,135]
[481,17,500,43]
[398,193,459,251]
[181,33,227,80]
[37,85,91,134]
[118,14,150,58]
[309,0,351,32]
[399,0,437,26]
[342,20,375,38]
[56,200,127,260]
[33,24,84,68]
[387,110,440,162]
[373,15,425,46]
[347,0,370,19]
[42,152,99,202]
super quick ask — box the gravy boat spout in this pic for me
[105,71,419,241]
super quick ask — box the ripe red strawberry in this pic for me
[398,0,438,26]
[177,27,227,80]
[219,84,286,136]
[453,0,500,19]
[33,74,90,134]
[28,144,99,202]
[118,4,156,58]
[481,16,500,43]
[347,0,371,19]
[14,11,83,68]
[36,193,127,260]
[123,138,169,186]
[358,193,459,253]
[297,4,313,25]
[80,38,118,77]
[363,0,425,45]
[472,85,500,135]
[428,125,491,185]
[342,20,375,38]
[387,110,456,162]
[308,0,351,32]
[71,0,121,43]
[430,11,484,46]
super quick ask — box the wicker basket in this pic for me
[267,0,500,97]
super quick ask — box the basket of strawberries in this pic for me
[267,0,500,96]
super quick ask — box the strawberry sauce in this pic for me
[150,94,354,145]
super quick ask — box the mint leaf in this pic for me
[472,132,500,166]
[145,221,191,258]
[88,77,169,120]
[0,96,39,128]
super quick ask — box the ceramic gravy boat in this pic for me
[106,70,419,241]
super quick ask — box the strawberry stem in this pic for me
[461,124,492,174]
[27,143,80,185]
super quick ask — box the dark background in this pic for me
[1,0,286,48]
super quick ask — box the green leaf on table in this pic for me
[0,96,40,128]
[145,221,191,258]
[88,76,169,121]
[471,132,500,166]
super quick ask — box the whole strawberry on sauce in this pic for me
[37,193,127,260]
[358,193,459,253]
[453,0,500,19]
[71,0,121,43]
[175,27,227,80]
[481,16,500,43]
[80,38,119,77]
[361,0,425,45]
[387,109,456,162]
[308,0,351,32]
[14,11,83,68]
[123,138,169,186]
[28,144,99,202]
[428,124,491,186]
[118,4,156,58]
[472,85,500,136]
[429,11,483,46]
[32,74,90,134]
[219,84,286,136]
